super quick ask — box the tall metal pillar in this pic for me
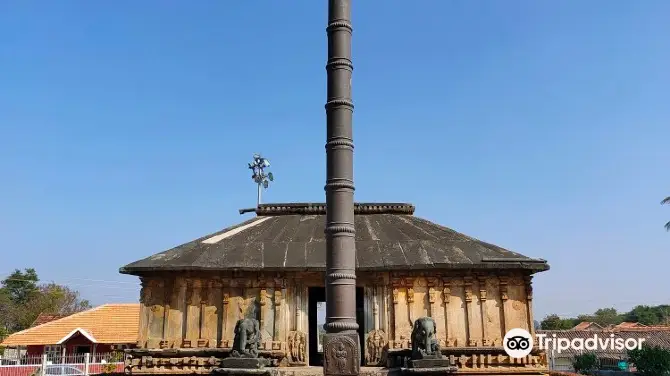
[323,0,360,375]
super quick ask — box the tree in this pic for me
[573,353,599,375]
[0,268,91,334]
[29,283,91,315]
[541,314,575,330]
[593,308,624,326]
[629,346,670,376]
[663,196,670,231]
[627,305,665,326]
[2,269,39,305]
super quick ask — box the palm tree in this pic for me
[663,196,670,231]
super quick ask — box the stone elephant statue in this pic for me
[411,317,441,360]
[231,318,261,358]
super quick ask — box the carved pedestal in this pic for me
[323,333,360,376]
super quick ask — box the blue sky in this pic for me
[1,0,669,321]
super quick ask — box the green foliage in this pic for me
[541,304,670,330]
[541,314,575,330]
[0,268,92,336]
[626,305,670,326]
[629,345,670,376]
[3,269,39,305]
[572,353,599,374]
[0,325,7,355]
[102,352,124,373]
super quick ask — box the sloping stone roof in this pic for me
[119,203,549,275]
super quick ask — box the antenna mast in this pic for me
[248,153,274,207]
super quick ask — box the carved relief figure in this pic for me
[287,331,306,364]
[411,317,441,359]
[230,318,261,358]
[365,330,388,366]
[333,343,348,372]
[324,336,359,376]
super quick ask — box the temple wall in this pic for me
[129,271,543,374]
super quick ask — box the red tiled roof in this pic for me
[611,325,670,332]
[31,313,69,327]
[572,322,603,330]
[616,322,647,328]
[0,304,139,347]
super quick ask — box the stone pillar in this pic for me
[442,278,451,345]
[165,278,186,348]
[145,279,165,349]
[477,276,489,346]
[184,279,201,347]
[378,274,390,336]
[405,278,415,326]
[221,291,231,347]
[524,275,534,336]
[259,288,273,343]
[137,277,151,348]
[499,276,510,334]
[274,289,283,341]
[427,278,446,345]
[392,287,401,344]
[464,277,477,346]
[294,278,303,332]
[323,0,360,374]
[201,279,220,347]
[372,285,380,331]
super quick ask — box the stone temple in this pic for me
[119,202,550,374]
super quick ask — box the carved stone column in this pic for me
[323,0,360,374]
[184,278,201,347]
[392,287,401,346]
[146,279,165,349]
[137,277,150,348]
[380,275,390,336]
[442,278,451,346]
[464,276,477,346]
[201,279,220,347]
[427,277,445,346]
[259,288,273,344]
[274,289,283,341]
[294,278,303,332]
[477,276,489,346]
[524,275,534,336]
[405,278,415,326]
[499,276,510,334]
[221,291,231,347]
[165,278,186,348]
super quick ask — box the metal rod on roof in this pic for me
[247,153,274,207]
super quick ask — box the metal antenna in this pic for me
[248,153,274,207]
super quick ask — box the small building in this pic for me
[0,304,139,362]
[610,322,648,330]
[572,322,604,331]
[120,203,550,374]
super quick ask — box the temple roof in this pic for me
[119,203,549,275]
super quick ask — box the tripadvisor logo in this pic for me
[537,332,645,354]
[503,328,647,358]
[504,328,534,358]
